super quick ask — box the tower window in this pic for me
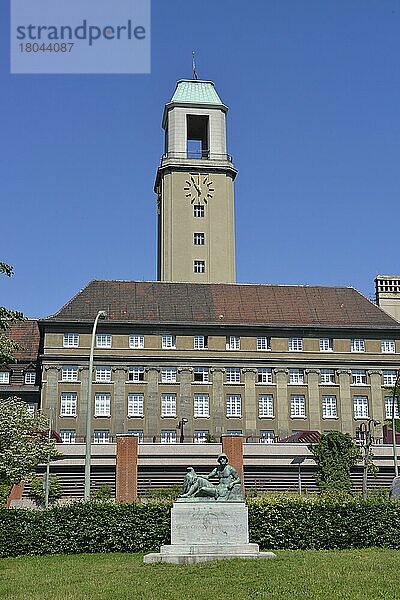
[186,114,209,159]
[194,232,205,245]
[194,260,205,274]
[193,204,205,218]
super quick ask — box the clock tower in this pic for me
[155,79,237,283]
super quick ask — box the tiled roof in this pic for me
[4,320,40,361]
[170,80,223,105]
[46,281,400,329]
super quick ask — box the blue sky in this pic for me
[1,0,400,317]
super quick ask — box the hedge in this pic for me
[1,495,400,557]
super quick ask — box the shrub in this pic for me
[0,501,170,557]
[29,476,62,506]
[308,432,360,492]
[1,493,400,558]
[91,484,113,501]
[140,486,181,502]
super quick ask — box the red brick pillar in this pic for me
[116,436,138,502]
[222,435,244,491]
[6,482,25,508]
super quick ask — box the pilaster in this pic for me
[112,367,129,435]
[178,367,194,437]
[306,369,321,432]
[368,370,384,438]
[337,370,353,435]
[145,367,160,438]
[274,368,289,438]
[210,368,225,436]
[242,368,257,436]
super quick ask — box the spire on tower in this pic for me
[192,51,199,80]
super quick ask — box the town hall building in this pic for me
[35,78,400,448]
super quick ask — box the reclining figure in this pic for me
[180,453,243,501]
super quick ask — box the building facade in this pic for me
[39,281,400,445]
[155,80,236,283]
[0,320,40,414]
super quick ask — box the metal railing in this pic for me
[161,151,233,162]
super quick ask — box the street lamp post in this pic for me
[84,310,107,501]
[177,418,188,443]
[391,371,400,477]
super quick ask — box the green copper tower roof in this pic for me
[170,80,224,105]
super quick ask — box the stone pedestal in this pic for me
[144,500,276,564]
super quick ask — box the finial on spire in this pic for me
[192,51,199,80]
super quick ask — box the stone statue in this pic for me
[180,453,243,501]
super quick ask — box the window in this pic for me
[127,394,144,417]
[128,429,144,442]
[226,336,240,350]
[95,366,112,382]
[194,430,209,444]
[226,430,242,436]
[60,429,76,444]
[0,372,10,384]
[322,395,337,418]
[257,368,273,384]
[128,366,145,382]
[94,393,111,417]
[24,372,36,385]
[96,334,112,348]
[94,429,110,444]
[194,393,209,417]
[320,369,335,384]
[194,204,205,218]
[381,340,395,353]
[194,335,208,349]
[26,403,35,416]
[320,338,333,352]
[257,336,271,351]
[384,370,397,386]
[385,396,399,419]
[259,430,275,444]
[290,395,306,417]
[289,338,303,351]
[194,260,206,273]
[258,394,274,417]
[129,334,144,349]
[352,370,367,385]
[60,392,77,417]
[63,333,79,347]
[162,334,176,349]
[194,367,209,383]
[161,393,176,417]
[61,366,78,382]
[226,394,242,417]
[289,369,304,384]
[351,339,365,352]
[161,430,177,444]
[353,396,369,419]
[226,368,241,383]
[193,232,205,245]
[161,367,177,383]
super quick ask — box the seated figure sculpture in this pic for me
[180,453,244,501]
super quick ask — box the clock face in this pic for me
[184,174,214,204]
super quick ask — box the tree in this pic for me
[0,397,60,496]
[308,431,360,493]
[0,262,24,366]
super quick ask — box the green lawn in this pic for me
[1,549,399,600]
